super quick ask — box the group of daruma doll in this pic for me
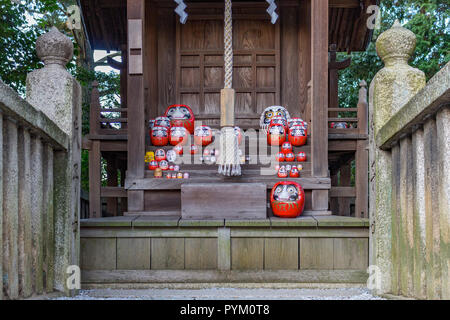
[260,106,309,218]
[149,105,306,218]
[149,104,243,155]
[260,106,308,147]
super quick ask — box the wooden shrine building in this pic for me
[79,0,376,285]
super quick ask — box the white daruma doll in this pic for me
[194,126,213,146]
[169,126,189,146]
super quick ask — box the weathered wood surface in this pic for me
[127,0,146,214]
[82,270,369,285]
[127,177,331,190]
[117,238,150,270]
[310,0,329,213]
[80,215,370,279]
[181,183,267,220]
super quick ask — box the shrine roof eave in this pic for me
[78,0,379,52]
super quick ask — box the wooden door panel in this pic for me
[233,20,275,50]
[176,10,280,126]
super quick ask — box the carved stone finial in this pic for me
[376,20,416,66]
[36,27,73,66]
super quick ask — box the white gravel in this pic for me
[55,287,385,300]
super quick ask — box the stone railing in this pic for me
[0,27,81,300]
[370,21,449,300]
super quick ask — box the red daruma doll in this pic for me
[194,126,213,146]
[154,116,171,129]
[170,126,189,146]
[267,123,286,146]
[165,104,195,134]
[149,160,158,171]
[289,126,307,147]
[151,126,169,146]
[234,127,243,145]
[270,181,305,218]
[155,148,166,162]
[270,116,289,133]
[297,151,307,162]
[281,142,293,154]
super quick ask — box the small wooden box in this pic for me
[181,183,267,220]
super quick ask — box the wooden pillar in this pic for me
[89,82,102,218]
[310,0,329,211]
[298,0,311,121]
[89,141,101,218]
[120,45,128,129]
[356,80,368,218]
[127,0,146,213]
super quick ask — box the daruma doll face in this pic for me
[194,126,213,146]
[267,123,286,146]
[170,126,189,146]
[159,160,169,171]
[155,148,166,161]
[260,106,290,132]
[277,166,288,178]
[166,150,177,163]
[270,117,288,132]
[165,104,195,134]
[297,151,307,162]
[285,152,295,162]
[275,152,285,162]
[154,116,171,129]
[288,126,307,147]
[151,126,169,146]
[270,181,305,218]
[290,166,300,178]
[149,160,158,170]
[281,142,293,154]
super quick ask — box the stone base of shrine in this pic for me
[80,216,369,286]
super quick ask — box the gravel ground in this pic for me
[56,287,385,300]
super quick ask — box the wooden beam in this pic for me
[298,0,311,120]
[127,0,146,212]
[311,0,329,211]
[89,140,102,218]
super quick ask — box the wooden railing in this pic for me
[89,81,128,137]
[327,80,369,218]
[328,80,368,136]
[0,80,78,299]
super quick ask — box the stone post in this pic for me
[26,27,82,295]
[369,21,426,294]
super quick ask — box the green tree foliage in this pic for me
[1,0,120,191]
[338,0,449,110]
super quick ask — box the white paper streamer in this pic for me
[174,0,188,24]
[266,0,279,24]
